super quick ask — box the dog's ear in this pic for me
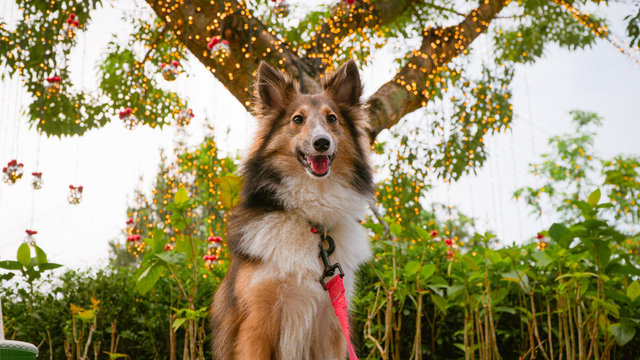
[323,60,363,106]
[255,61,295,113]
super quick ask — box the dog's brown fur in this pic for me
[211,60,372,360]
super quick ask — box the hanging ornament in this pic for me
[2,159,24,184]
[68,185,83,205]
[271,0,290,17]
[207,36,230,60]
[203,254,218,267]
[126,217,136,233]
[160,60,180,81]
[127,234,141,244]
[44,76,62,95]
[536,233,548,250]
[175,108,194,127]
[31,172,43,189]
[119,107,138,130]
[61,13,80,39]
[208,235,222,250]
[25,229,38,245]
[342,0,356,8]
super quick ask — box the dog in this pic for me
[211,60,373,360]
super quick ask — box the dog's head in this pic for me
[248,60,372,198]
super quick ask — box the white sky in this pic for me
[0,0,639,270]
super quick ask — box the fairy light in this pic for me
[552,0,640,66]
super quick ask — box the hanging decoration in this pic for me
[44,76,62,95]
[175,108,194,127]
[25,229,38,245]
[207,36,230,60]
[208,235,222,250]
[127,234,141,243]
[203,254,218,267]
[126,217,136,233]
[61,13,80,39]
[2,159,24,184]
[31,172,43,190]
[119,107,138,130]
[343,0,356,7]
[160,61,180,81]
[536,233,548,250]
[271,0,290,17]
[68,185,83,205]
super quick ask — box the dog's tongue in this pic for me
[308,155,330,175]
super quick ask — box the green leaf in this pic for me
[0,273,16,281]
[172,318,186,331]
[404,261,420,277]
[0,260,23,270]
[610,321,636,346]
[430,293,448,314]
[420,264,436,280]
[39,263,63,271]
[17,243,31,268]
[587,188,601,207]
[549,223,572,247]
[76,309,96,323]
[155,252,186,265]
[594,242,612,269]
[136,262,166,294]
[34,245,47,265]
[174,186,189,205]
[627,281,640,302]
[212,174,242,209]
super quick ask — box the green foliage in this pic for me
[514,111,640,228]
[353,112,640,359]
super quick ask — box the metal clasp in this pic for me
[318,234,344,289]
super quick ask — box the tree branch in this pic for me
[145,0,321,109]
[301,0,419,72]
[145,0,509,141]
[366,0,510,140]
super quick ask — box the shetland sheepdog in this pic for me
[211,60,373,359]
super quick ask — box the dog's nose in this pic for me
[313,136,331,152]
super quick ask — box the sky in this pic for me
[0,0,639,270]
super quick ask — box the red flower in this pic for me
[73,20,79,27]
[208,236,222,243]
[126,218,134,225]
[69,185,75,189]
[171,60,179,67]
[160,62,166,69]
[203,254,218,262]
[536,233,544,240]
[77,186,83,192]
[430,230,438,238]
[444,238,453,246]
[446,250,456,260]
[26,229,38,235]
[164,243,172,251]
[346,0,355,4]
[8,160,17,166]
[69,13,76,20]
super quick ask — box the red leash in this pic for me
[313,224,359,360]
[325,275,359,360]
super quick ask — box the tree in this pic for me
[1,0,638,179]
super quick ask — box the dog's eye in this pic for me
[327,114,337,124]
[292,115,304,124]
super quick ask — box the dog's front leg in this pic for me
[234,278,282,359]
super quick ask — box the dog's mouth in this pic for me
[297,151,335,177]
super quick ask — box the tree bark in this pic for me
[145,0,509,141]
